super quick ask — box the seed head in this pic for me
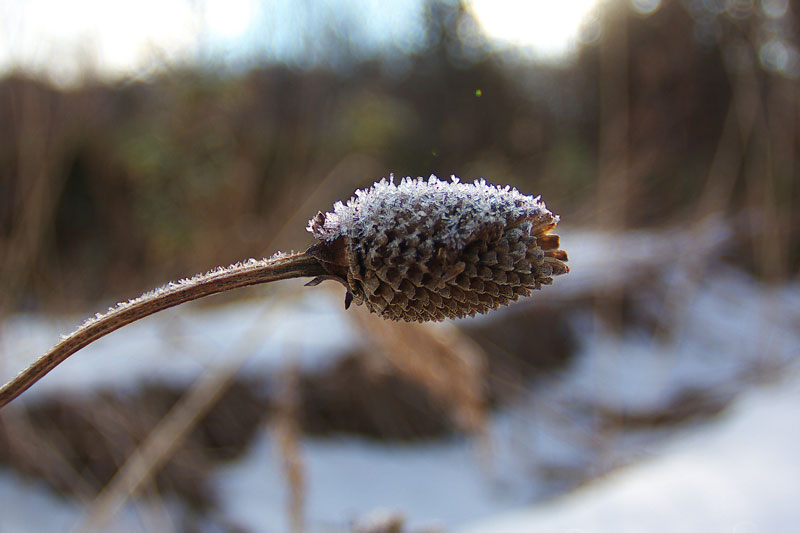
[306,175,568,322]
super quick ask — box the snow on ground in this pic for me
[459,366,800,533]
[210,363,800,533]
[214,433,495,532]
[0,468,190,532]
[209,261,800,532]
[0,470,84,531]
[0,227,798,531]
[2,365,799,532]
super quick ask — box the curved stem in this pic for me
[0,251,326,409]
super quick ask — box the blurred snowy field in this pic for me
[0,227,798,531]
[460,368,800,533]
[2,366,798,532]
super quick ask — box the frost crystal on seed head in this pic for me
[307,174,568,322]
[308,175,555,248]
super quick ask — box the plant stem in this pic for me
[0,251,326,409]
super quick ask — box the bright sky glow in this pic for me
[468,0,600,60]
[0,0,201,84]
[0,0,602,86]
[205,0,256,40]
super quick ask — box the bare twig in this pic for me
[0,251,326,409]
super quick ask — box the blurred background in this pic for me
[0,0,799,531]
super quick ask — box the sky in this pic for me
[0,0,605,86]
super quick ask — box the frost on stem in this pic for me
[306,175,569,322]
[70,253,293,338]
[0,251,324,409]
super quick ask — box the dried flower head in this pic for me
[306,175,568,322]
[0,175,570,409]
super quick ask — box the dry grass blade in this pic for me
[79,297,289,530]
[78,355,246,530]
[350,305,489,437]
[275,363,305,533]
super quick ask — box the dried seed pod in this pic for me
[0,175,572,408]
[306,175,568,322]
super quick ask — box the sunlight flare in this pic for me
[468,0,600,59]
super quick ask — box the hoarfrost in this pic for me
[308,175,554,252]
